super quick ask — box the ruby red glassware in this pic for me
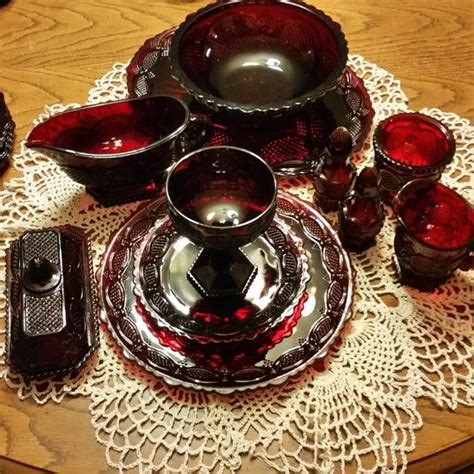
[339,167,385,251]
[169,0,348,121]
[6,226,99,378]
[0,91,15,176]
[139,294,307,371]
[98,193,353,392]
[135,216,308,343]
[393,179,474,290]
[166,146,277,249]
[373,112,456,200]
[312,127,356,212]
[127,28,374,176]
[166,146,277,297]
[25,95,211,206]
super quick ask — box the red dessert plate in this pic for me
[133,217,309,343]
[98,192,353,393]
[126,28,374,176]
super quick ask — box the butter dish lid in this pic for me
[5,226,99,379]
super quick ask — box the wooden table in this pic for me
[1,1,473,472]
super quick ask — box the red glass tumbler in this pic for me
[393,179,474,290]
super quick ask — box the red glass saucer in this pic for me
[98,192,353,393]
[136,293,308,372]
[127,28,374,176]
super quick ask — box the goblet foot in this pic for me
[187,247,257,298]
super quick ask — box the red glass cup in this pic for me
[373,113,455,201]
[393,179,474,290]
[169,0,348,123]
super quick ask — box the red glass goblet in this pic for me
[373,113,455,202]
[393,179,474,290]
[166,146,277,298]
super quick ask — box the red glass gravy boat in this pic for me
[25,95,192,206]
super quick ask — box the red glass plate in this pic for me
[98,192,353,393]
[126,28,374,176]
[133,218,309,343]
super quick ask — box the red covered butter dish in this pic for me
[5,226,99,379]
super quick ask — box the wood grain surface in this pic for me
[0,0,473,472]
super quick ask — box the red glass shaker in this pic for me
[339,167,385,251]
[312,127,355,212]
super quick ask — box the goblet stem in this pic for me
[187,247,257,298]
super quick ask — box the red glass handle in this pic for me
[176,113,214,156]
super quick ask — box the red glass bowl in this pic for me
[373,112,455,195]
[393,179,474,289]
[166,146,277,249]
[168,0,348,121]
[127,28,374,176]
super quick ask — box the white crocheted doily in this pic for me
[1,55,473,473]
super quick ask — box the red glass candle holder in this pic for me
[166,146,277,297]
[373,113,455,201]
[393,179,474,291]
[169,0,348,122]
